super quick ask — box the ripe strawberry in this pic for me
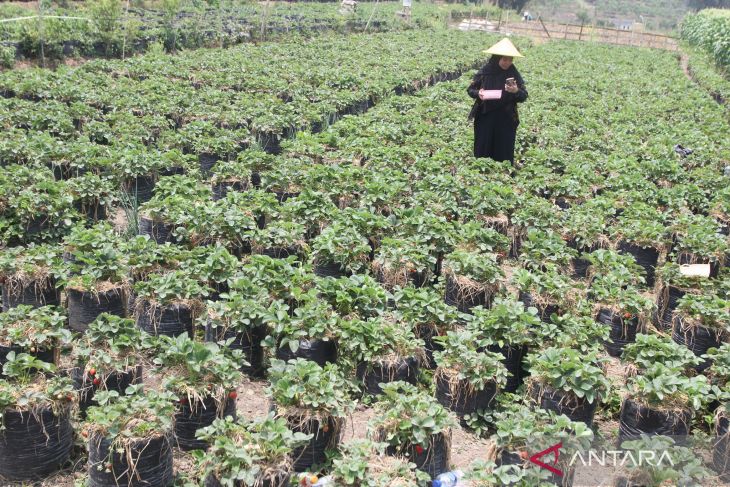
[322,424,330,433]
[179,397,188,405]
[88,368,96,377]
[228,391,238,400]
[81,430,88,438]
[519,450,529,460]
[92,378,101,386]
[623,312,632,319]
[414,445,424,455]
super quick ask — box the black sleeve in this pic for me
[467,69,484,100]
[511,72,528,103]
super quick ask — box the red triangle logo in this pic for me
[529,442,563,477]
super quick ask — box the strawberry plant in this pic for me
[251,220,308,258]
[338,315,424,394]
[328,439,430,486]
[561,198,614,251]
[185,196,260,251]
[73,314,149,410]
[519,229,578,272]
[434,328,507,423]
[535,312,609,354]
[58,223,129,294]
[240,254,315,306]
[618,435,711,487]
[369,381,456,476]
[584,249,646,287]
[372,236,436,290]
[453,222,511,257]
[622,334,702,376]
[267,358,354,471]
[624,362,711,413]
[0,243,61,308]
[0,352,74,480]
[706,343,730,388]
[467,298,541,349]
[133,268,211,336]
[489,401,593,483]
[591,274,654,315]
[392,207,456,256]
[513,267,582,318]
[442,249,503,312]
[0,352,74,419]
[525,346,610,425]
[311,222,372,275]
[466,460,554,487]
[279,188,339,238]
[84,387,176,487]
[64,173,116,221]
[0,305,71,366]
[192,415,311,487]
[315,274,388,319]
[435,329,507,392]
[153,334,244,450]
[203,283,275,376]
[154,333,243,407]
[268,358,354,419]
[675,293,730,332]
[265,297,338,357]
[670,213,728,272]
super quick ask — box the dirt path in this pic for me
[678,49,727,108]
[679,51,692,81]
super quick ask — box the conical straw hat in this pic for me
[484,38,524,58]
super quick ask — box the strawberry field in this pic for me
[0,14,730,487]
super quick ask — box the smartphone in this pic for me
[506,77,516,85]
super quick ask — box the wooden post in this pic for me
[496,9,502,31]
[38,0,45,68]
[578,22,584,41]
[122,0,130,61]
[538,16,551,38]
[364,0,379,32]
[563,23,568,39]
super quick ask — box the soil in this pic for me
[680,51,692,81]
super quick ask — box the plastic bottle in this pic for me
[431,469,464,487]
[298,473,320,487]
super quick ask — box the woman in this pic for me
[467,38,528,163]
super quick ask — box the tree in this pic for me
[497,0,529,12]
[576,9,591,24]
[687,0,729,9]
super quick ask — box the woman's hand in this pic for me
[478,89,488,101]
[505,82,519,94]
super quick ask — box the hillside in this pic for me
[524,0,692,33]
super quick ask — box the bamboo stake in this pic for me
[121,0,130,61]
[38,0,45,69]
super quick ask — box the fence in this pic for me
[501,19,679,51]
[455,15,678,52]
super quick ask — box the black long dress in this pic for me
[467,62,528,162]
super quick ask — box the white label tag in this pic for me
[679,264,711,278]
